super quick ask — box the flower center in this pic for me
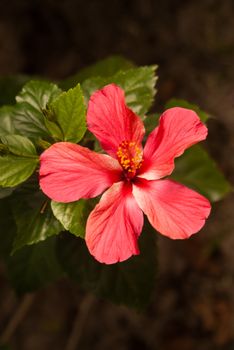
[116,140,143,178]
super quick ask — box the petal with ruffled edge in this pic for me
[39,142,122,203]
[133,179,211,239]
[139,107,208,180]
[87,84,145,158]
[86,181,143,264]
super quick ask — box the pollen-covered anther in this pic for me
[117,140,143,176]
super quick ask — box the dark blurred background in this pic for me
[0,0,234,349]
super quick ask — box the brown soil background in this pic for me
[0,1,234,349]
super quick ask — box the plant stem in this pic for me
[0,293,35,345]
[65,294,95,350]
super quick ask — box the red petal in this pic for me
[39,142,122,202]
[87,84,145,158]
[133,179,211,239]
[86,181,143,264]
[139,107,208,180]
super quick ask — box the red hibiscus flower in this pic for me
[39,84,211,264]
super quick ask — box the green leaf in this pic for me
[1,135,37,157]
[57,220,157,310]
[51,199,94,238]
[0,106,16,136]
[143,113,160,138]
[0,198,16,258]
[82,65,158,117]
[11,102,49,139]
[43,117,64,141]
[11,193,63,253]
[172,145,232,202]
[0,156,38,187]
[7,237,64,294]
[165,98,210,122]
[61,55,134,90]
[16,80,62,110]
[0,135,38,187]
[50,84,86,143]
[12,80,62,139]
[36,138,52,150]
